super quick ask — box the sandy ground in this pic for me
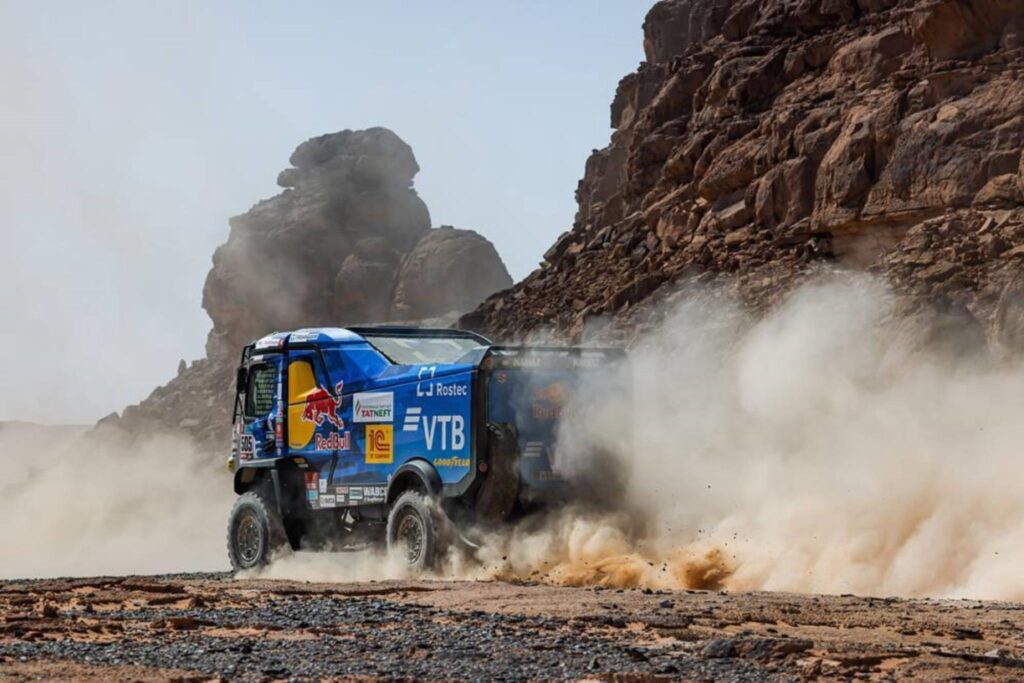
[3,573,1024,681]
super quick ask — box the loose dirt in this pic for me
[3,573,1024,680]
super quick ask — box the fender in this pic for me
[232,459,289,520]
[387,458,442,503]
[232,457,286,493]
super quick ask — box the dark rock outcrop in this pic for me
[463,0,1024,349]
[113,128,511,450]
[392,226,511,320]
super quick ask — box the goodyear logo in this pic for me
[432,456,470,468]
[365,424,393,464]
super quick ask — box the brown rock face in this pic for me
[392,226,511,320]
[463,0,1024,347]
[113,128,510,450]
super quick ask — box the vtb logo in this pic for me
[402,409,465,451]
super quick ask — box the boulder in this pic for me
[642,0,731,63]
[203,127,433,352]
[910,0,1019,60]
[392,227,512,320]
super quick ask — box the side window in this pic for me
[245,365,276,417]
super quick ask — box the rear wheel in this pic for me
[227,490,288,571]
[386,491,445,571]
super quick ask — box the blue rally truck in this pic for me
[226,326,623,571]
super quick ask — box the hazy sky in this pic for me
[0,1,651,424]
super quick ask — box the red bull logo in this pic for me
[315,431,351,451]
[532,382,569,420]
[533,383,568,404]
[300,381,346,429]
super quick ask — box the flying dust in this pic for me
[8,274,1024,603]
[458,274,1024,600]
[0,425,231,580]
[254,274,1024,601]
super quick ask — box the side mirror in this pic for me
[236,366,248,394]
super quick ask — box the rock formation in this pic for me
[111,128,510,450]
[203,128,509,355]
[462,0,1024,349]
[392,226,517,320]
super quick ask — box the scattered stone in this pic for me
[703,638,737,659]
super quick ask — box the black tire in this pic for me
[386,491,445,571]
[226,490,289,571]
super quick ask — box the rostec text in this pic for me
[415,366,468,398]
[433,383,467,397]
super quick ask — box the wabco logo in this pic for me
[402,408,466,451]
[353,392,394,423]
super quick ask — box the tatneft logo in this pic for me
[353,392,394,423]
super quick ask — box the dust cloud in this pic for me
[238,274,1024,600]
[463,275,1024,600]
[0,424,232,580]
[240,545,412,584]
[9,273,1024,602]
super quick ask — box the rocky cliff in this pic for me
[110,128,511,450]
[462,0,1024,349]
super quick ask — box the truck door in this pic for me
[326,348,395,506]
[239,355,284,462]
[285,349,347,509]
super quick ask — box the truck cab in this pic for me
[226,326,623,571]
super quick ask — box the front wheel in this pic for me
[386,491,446,571]
[227,490,289,571]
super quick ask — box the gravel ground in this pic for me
[3,572,1024,681]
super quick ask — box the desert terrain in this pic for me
[4,573,1024,681]
[5,0,1024,680]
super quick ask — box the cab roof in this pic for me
[251,326,491,350]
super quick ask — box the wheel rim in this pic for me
[396,511,425,565]
[236,511,264,566]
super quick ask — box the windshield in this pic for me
[363,335,486,365]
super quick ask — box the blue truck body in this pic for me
[230,326,620,517]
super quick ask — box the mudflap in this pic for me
[474,422,520,526]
